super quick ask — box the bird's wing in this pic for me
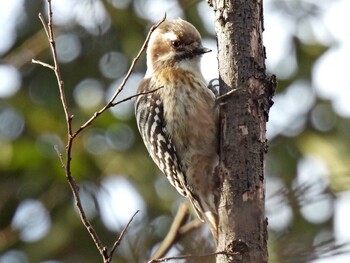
[135,79,187,197]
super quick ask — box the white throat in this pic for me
[176,57,202,76]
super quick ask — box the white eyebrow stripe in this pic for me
[164,32,177,41]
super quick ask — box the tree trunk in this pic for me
[212,0,275,262]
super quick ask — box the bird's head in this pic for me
[146,18,211,76]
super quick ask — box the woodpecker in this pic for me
[135,18,218,236]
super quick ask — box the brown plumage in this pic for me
[135,18,218,238]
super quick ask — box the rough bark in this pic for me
[212,0,276,262]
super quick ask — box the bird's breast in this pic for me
[154,70,217,156]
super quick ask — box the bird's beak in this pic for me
[197,46,212,54]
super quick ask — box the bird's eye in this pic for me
[171,40,181,48]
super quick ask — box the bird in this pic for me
[135,18,219,238]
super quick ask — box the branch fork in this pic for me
[32,1,165,262]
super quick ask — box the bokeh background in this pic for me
[0,0,350,262]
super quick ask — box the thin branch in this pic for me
[178,218,202,235]
[148,251,239,263]
[67,161,107,254]
[108,210,140,261]
[33,0,113,261]
[215,88,244,105]
[56,127,104,255]
[151,202,189,260]
[38,13,50,39]
[31,59,55,70]
[38,0,107,255]
[39,1,73,135]
[105,13,166,107]
[33,1,166,262]
[54,145,65,169]
[110,87,163,107]
[72,14,167,139]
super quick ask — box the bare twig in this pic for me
[54,144,65,169]
[178,218,202,235]
[108,210,140,260]
[33,0,106,256]
[32,1,166,262]
[215,88,244,105]
[39,1,72,135]
[151,202,190,260]
[111,87,163,107]
[148,251,239,263]
[104,15,165,105]
[38,13,50,39]
[72,14,167,138]
[149,202,226,263]
[31,59,55,70]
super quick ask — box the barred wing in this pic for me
[135,79,187,197]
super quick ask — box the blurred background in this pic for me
[0,0,350,262]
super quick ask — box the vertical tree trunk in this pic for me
[212,0,275,262]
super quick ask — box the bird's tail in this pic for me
[187,190,218,241]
